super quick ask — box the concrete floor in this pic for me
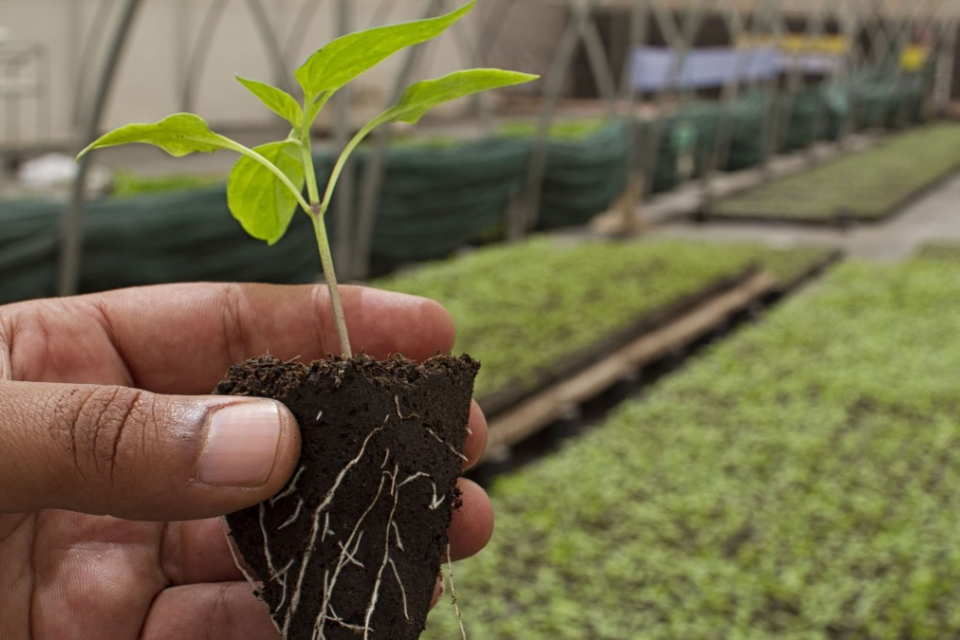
[650,171,960,264]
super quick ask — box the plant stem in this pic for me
[311,209,352,358]
[227,131,353,357]
[320,116,388,214]
[300,122,322,207]
[298,115,353,357]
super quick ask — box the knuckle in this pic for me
[219,283,250,363]
[65,386,151,485]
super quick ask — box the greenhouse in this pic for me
[2,0,960,638]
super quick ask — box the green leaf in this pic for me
[295,0,475,101]
[227,140,306,245]
[236,76,303,129]
[383,69,539,125]
[77,113,234,160]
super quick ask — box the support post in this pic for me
[59,0,145,297]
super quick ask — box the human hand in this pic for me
[0,283,492,639]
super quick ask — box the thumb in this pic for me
[0,381,300,520]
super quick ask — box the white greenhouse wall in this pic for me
[0,0,559,151]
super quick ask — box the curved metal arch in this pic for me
[71,0,117,127]
[60,0,145,296]
[284,0,329,65]
[180,0,229,113]
[243,0,296,93]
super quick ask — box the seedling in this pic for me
[77,4,534,639]
[78,0,536,358]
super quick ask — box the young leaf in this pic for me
[295,0,475,102]
[77,113,235,160]
[236,76,303,129]
[383,69,539,125]
[227,140,306,245]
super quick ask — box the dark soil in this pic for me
[216,353,479,640]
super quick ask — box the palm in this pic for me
[1,511,276,638]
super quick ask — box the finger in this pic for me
[0,385,300,520]
[463,400,488,471]
[4,283,457,393]
[449,478,494,561]
[140,583,280,640]
[162,518,247,586]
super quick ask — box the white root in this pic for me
[446,544,468,640]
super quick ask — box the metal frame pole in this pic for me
[180,0,229,112]
[350,0,444,278]
[244,0,296,94]
[933,1,959,116]
[639,0,710,196]
[512,0,622,239]
[705,0,758,183]
[59,0,145,297]
[618,0,651,227]
[284,0,329,64]
[332,0,356,277]
[70,0,115,128]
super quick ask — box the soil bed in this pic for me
[217,353,478,640]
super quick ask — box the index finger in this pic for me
[2,283,456,393]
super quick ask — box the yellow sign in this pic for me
[737,34,850,56]
[901,44,929,72]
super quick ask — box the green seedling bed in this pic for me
[712,123,960,224]
[424,257,960,639]
[376,238,836,415]
[913,241,960,263]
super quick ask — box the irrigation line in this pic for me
[59,0,145,297]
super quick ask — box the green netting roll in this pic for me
[820,85,850,140]
[638,93,771,190]
[724,90,770,171]
[78,185,319,291]
[635,103,724,193]
[352,136,532,274]
[847,61,930,131]
[535,119,629,230]
[780,87,824,151]
[0,199,60,304]
[0,185,322,305]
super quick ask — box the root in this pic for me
[445,544,467,640]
